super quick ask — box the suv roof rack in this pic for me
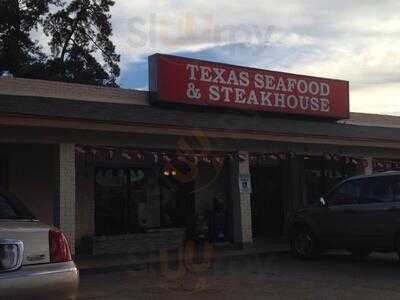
[346,170,400,181]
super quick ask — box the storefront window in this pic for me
[159,170,195,230]
[93,156,230,239]
[95,167,150,236]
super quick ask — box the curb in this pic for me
[78,248,290,275]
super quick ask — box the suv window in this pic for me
[328,180,360,206]
[387,176,400,202]
[0,194,34,220]
[359,177,394,204]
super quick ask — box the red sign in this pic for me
[149,54,349,119]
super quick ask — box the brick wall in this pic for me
[230,151,253,246]
[237,151,253,244]
[92,228,185,255]
[59,143,76,254]
[76,162,95,253]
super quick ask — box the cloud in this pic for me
[110,1,400,114]
[351,83,400,115]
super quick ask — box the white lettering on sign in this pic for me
[186,63,332,113]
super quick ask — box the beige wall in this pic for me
[0,144,57,225]
[76,162,95,250]
[59,143,76,253]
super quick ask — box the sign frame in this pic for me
[149,53,350,120]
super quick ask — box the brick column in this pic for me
[59,143,76,254]
[230,151,253,246]
[364,157,373,175]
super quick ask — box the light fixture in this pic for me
[163,170,170,176]
[171,170,177,176]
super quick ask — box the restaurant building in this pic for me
[1,54,400,256]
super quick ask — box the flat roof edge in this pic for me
[0,77,149,106]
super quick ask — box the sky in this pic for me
[110,1,400,115]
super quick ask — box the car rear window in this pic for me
[0,194,35,220]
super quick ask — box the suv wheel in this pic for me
[291,226,319,259]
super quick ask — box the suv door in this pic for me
[357,176,400,247]
[322,179,361,246]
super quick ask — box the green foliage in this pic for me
[43,0,120,86]
[0,0,120,87]
[0,0,55,77]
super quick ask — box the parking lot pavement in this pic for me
[78,252,400,300]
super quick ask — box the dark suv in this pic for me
[287,172,400,259]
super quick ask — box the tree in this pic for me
[43,0,120,87]
[0,0,55,77]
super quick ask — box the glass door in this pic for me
[127,168,147,232]
[95,166,151,236]
[95,168,128,235]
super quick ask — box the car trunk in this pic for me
[0,220,50,267]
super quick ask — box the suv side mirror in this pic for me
[320,197,327,207]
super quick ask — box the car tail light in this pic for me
[0,240,23,272]
[49,230,72,263]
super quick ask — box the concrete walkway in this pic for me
[78,251,400,300]
[76,238,289,274]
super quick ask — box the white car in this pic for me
[0,191,79,299]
